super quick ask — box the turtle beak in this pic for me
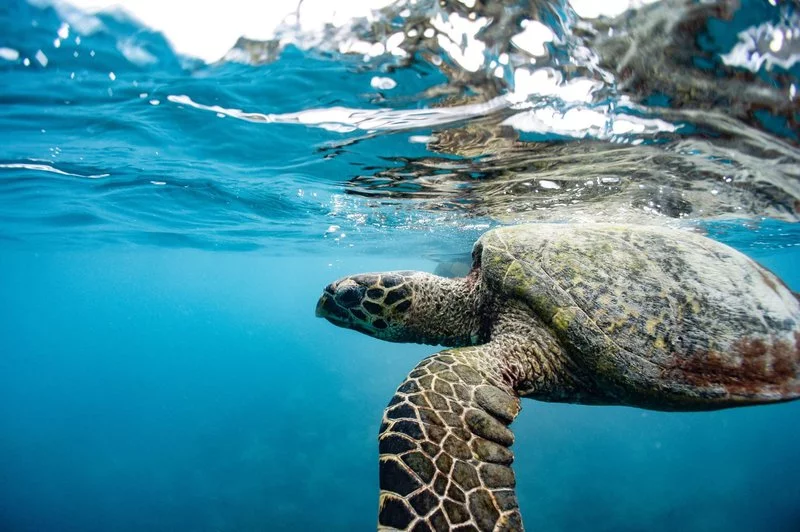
[315,284,346,321]
[314,295,327,318]
[315,294,332,318]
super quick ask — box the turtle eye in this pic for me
[336,284,366,308]
[380,273,404,288]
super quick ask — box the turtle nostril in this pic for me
[318,295,334,312]
[316,293,346,320]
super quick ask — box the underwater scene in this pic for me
[1,0,799,530]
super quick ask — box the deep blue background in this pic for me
[1,247,798,531]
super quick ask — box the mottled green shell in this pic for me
[476,224,800,409]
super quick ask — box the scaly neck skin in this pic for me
[404,271,485,347]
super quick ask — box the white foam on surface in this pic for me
[0,162,109,178]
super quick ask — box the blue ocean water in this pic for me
[1,0,799,531]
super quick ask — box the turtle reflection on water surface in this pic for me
[316,223,800,531]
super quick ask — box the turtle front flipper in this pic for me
[378,347,523,531]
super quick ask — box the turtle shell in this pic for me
[475,224,800,410]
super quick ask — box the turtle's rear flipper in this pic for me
[378,348,523,531]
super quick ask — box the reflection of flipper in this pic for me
[378,347,522,531]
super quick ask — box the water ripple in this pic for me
[0,0,798,255]
[0,162,110,179]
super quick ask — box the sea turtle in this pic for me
[315,223,800,531]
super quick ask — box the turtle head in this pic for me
[317,269,483,346]
[316,271,420,342]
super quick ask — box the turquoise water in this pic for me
[1,0,799,531]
